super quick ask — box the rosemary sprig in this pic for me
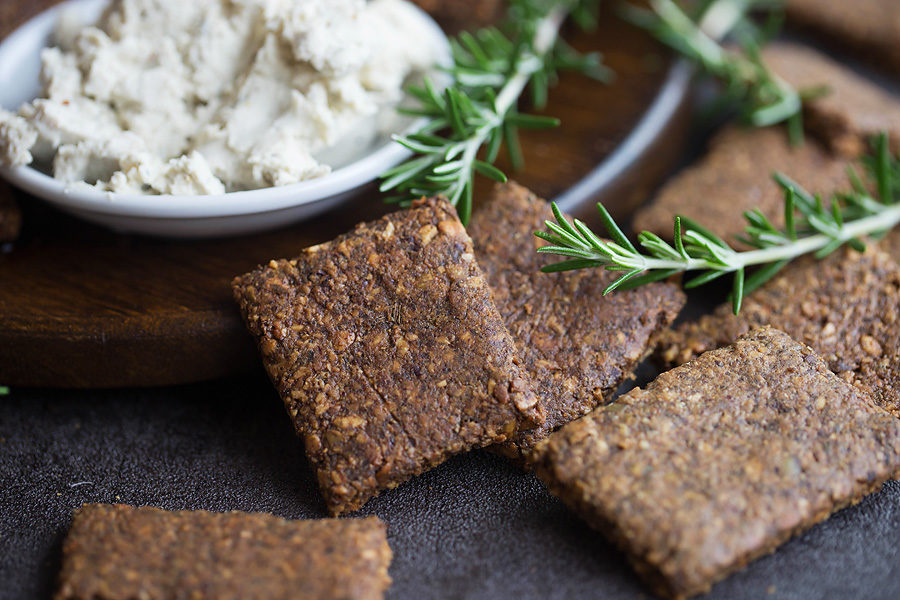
[623,0,805,139]
[536,133,900,314]
[381,0,610,224]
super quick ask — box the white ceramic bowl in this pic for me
[0,0,451,238]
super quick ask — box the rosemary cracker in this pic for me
[785,0,900,75]
[763,42,900,157]
[0,192,20,243]
[535,327,900,600]
[657,248,900,418]
[631,126,850,243]
[469,182,684,459]
[56,505,392,600]
[233,198,542,515]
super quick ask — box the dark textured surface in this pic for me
[2,375,900,600]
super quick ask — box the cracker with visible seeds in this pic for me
[233,198,542,515]
[56,504,392,600]
[469,182,684,459]
[656,248,900,418]
[535,327,900,600]
[763,42,900,157]
[631,126,850,244]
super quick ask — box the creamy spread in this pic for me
[0,0,442,195]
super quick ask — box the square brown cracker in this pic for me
[763,42,900,158]
[468,182,685,458]
[56,504,392,600]
[0,191,21,243]
[233,197,542,515]
[656,248,900,418]
[631,126,851,244]
[786,0,900,75]
[535,327,900,600]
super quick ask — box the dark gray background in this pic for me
[2,365,899,600]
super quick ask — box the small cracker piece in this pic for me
[631,126,850,244]
[233,198,542,515]
[468,182,685,458]
[763,42,900,157]
[0,191,21,243]
[56,504,392,600]
[656,248,900,418]
[535,327,900,600]
[785,0,900,75]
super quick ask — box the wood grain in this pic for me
[0,1,690,388]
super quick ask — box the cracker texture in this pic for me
[535,327,900,600]
[763,42,900,157]
[657,248,900,418]
[469,182,684,458]
[56,504,392,600]
[233,197,542,515]
[786,0,900,74]
[631,126,849,244]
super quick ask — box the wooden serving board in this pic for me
[0,3,690,388]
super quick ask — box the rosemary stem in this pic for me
[736,205,900,266]
[383,0,605,218]
[697,0,748,40]
[644,0,800,127]
[650,0,728,64]
[458,6,569,172]
[625,204,900,274]
[497,7,568,109]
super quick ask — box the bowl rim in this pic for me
[0,0,450,219]
[555,59,693,214]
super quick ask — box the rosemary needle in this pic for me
[623,0,804,136]
[381,0,609,224]
[536,133,900,315]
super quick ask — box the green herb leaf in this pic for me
[380,0,608,224]
[535,133,900,313]
[731,267,745,315]
[624,0,806,133]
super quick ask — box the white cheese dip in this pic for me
[0,0,442,195]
